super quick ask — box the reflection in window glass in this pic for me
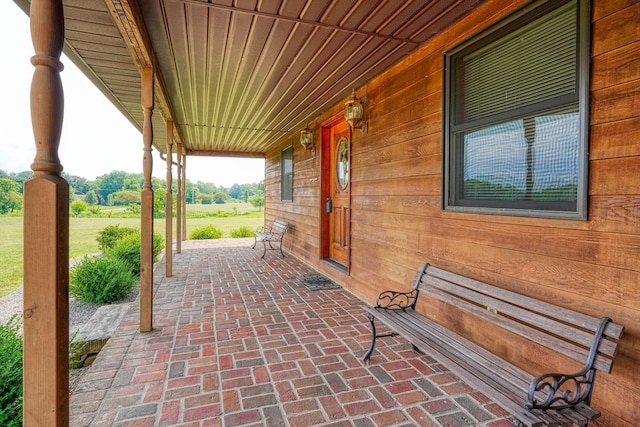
[281,146,293,201]
[461,108,579,208]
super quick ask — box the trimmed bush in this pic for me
[0,315,22,427]
[70,256,137,304]
[96,225,138,252]
[108,231,165,275]
[190,225,224,240]
[230,226,254,238]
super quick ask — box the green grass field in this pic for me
[0,203,264,297]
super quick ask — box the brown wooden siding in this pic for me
[264,1,640,425]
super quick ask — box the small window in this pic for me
[281,145,293,201]
[443,0,589,219]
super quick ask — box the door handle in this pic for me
[326,197,333,213]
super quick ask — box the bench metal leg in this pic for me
[363,313,401,360]
[260,241,267,258]
[363,313,377,361]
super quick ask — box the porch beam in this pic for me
[176,146,182,253]
[23,0,69,425]
[187,149,265,159]
[140,66,154,332]
[103,0,182,151]
[165,120,173,277]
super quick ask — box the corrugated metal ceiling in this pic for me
[13,0,482,156]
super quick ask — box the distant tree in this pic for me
[10,171,32,191]
[213,192,228,204]
[0,169,9,179]
[249,192,264,211]
[69,185,77,202]
[95,171,128,201]
[154,188,166,218]
[151,177,166,190]
[84,190,98,205]
[242,189,249,203]
[70,200,88,216]
[200,194,213,204]
[63,173,90,194]
[122,177,141,192]
[0,178,23,213]
[197,181,217,195]
[108,190,141,206]
[228,183,243,200]
[185,182,199,204]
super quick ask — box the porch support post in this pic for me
[182,153,187,240]
[165,120,173,277]
[140,66,154,332]
[176,145,182,253]
[23,0,69,425]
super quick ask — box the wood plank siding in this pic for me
[264,0,640,426]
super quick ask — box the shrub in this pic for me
[108,231,165,275]
[0,315,22,426]
[87,205,102,217]
[190,225,224,240]
[125,203,141,215]
[70,256,137,304]
[96,225,138,253]
[230,226,254,238]
[70,200,88,217]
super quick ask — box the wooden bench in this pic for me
[363,264,624,427]
[252,219,289,258]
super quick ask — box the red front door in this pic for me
[324,119,350,267]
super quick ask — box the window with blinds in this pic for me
[443,0,589,219]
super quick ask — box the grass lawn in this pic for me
[0,203,264,298]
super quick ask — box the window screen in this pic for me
[444,0,588,219]
[281,145,293,201]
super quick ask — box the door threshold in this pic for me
[322,258,348,274]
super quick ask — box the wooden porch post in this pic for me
[140,67,154,332]
[182,153,187,240]
[176,145,182,253]
[165,120,173,277]
[23,0,69,425]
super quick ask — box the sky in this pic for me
[0,1,265,187]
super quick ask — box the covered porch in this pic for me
[13,0,639,425]
[69,239,511,427]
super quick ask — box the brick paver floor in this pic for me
[70,239,513,427]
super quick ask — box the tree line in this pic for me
[0,169,264,214]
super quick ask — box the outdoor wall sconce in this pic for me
[344,89,367,133]
[300,123,315,152]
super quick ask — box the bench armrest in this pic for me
[526,368,594,411]
[527,316,612,411]
[375,289,419,310]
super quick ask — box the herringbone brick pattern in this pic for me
[70,239,513,426]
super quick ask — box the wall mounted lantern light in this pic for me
[300,123,315,152]
[344,89,367,133]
